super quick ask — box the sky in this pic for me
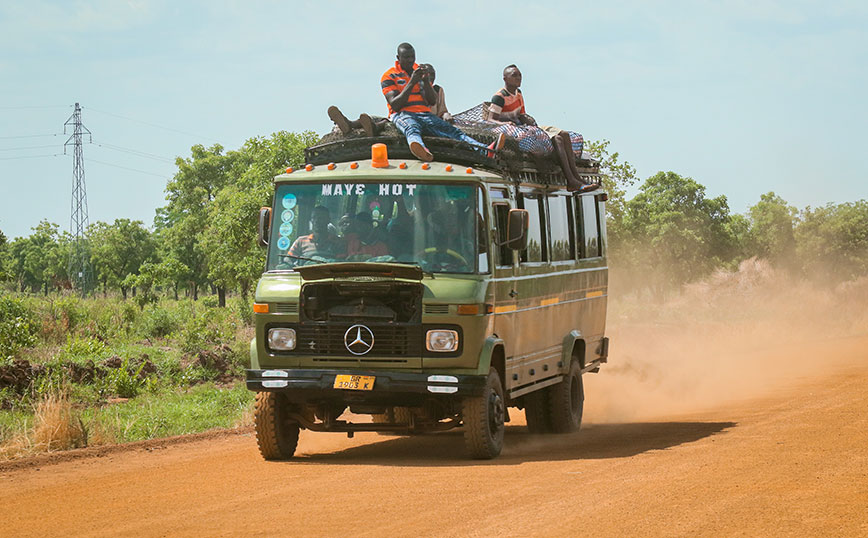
[1,0,866,239]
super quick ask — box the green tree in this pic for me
[157,144,236,301]
[746,192,797,264]
[5,221,67,294]
[88,219,156,299]
[200,131,318,306]
[795,200,868,280]
[620,171,736,297]
[585,139,638,245]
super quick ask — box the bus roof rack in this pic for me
[304,116,603,190]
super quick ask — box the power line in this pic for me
[0,153,65,161]
[85,106,217,142]
[88,158,171,178]
[92,141,175,163]
[0,105,70,110]
[0,144,62,152]
[0,133,64,140]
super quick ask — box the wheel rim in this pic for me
[488,391,505,436]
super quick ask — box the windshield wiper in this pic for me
[394,261,435,279]
[280,253,329,266]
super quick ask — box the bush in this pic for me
[201,295,219,308]
[181,309,235,354]
[61,334,107,360]
[0,296,39,359]
[106,358,146,398]
[138,305,180,338]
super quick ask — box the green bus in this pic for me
[247,140,609,459]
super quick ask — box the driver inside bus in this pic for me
[287,205,345,262]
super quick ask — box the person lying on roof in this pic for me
[382,42,504,162]
[487,65,594,192]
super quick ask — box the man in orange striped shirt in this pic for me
[382,43,503,162]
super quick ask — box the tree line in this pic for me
[1,134,866,303]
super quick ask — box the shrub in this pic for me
[180,309,235,354]
[107,358,146,398]
[61,334,107,360]
[138,305,180,338]
[0,296,39,359]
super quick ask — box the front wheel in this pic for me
[254,392,300,460]
[462,369,506,459]
[549,360,584,433]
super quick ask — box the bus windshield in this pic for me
[267,182,489,274]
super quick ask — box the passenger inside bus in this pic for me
[287,205,345,262]
[346,211,389,259]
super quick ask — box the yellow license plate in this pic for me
[333,374,375,391]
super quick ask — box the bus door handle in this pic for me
[509,289,519,298]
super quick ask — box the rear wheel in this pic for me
[549,360,584,433]
[254,392,300,460]
[462,369,506,459]
[524,388,553,433]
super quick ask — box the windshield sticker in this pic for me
[321,184,417,196]
[279,222,294,236]
[277,236,291,250]
[281,210,295,223]
[282,193,297,209]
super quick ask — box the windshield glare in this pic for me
[268,182,489,274]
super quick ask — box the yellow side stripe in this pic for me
[494,304,517,314]
[540,297,560,306]
[585,290,604,298]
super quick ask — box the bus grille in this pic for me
[293,323,421,357]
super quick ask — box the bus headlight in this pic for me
[268,328,297,350]
[426,330,459,352]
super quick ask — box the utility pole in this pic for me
[64,102,92,296]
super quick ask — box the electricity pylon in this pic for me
[64,102,92,296]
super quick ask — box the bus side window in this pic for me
[493,202,512,266]
[519,193,547,263]
[581,195,600,258]
[548,195,574,261]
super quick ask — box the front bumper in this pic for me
[246,368,486,400]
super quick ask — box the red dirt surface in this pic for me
[1,336,867,537]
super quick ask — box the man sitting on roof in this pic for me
[486,65,593,192]
[382,43,504,162]
[424,64,452,123]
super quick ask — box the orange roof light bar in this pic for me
[371,143,389,168]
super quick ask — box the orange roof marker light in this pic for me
[285,167,294,174]
[305,164,314,171]
[445,165,453,172]
[466,167,473,174]
[399,162,408,169]
[421,163,430,170]
[371,143,389,168]
[350,162,359,169]
[327,162,336,170]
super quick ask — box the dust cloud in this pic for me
[584,258,868,423]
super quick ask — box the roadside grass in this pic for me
[0,292,256,461]
[0,383,254,461]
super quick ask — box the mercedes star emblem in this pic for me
[344,324,375,355]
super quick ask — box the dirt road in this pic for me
[2,336,867,537]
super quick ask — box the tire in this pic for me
[524,388,553,434]
[254,392,300,460]
[462,369,506,459]
[549,360,584,433]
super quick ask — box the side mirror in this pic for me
[258,207,272,247]
[506,209,529,251]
